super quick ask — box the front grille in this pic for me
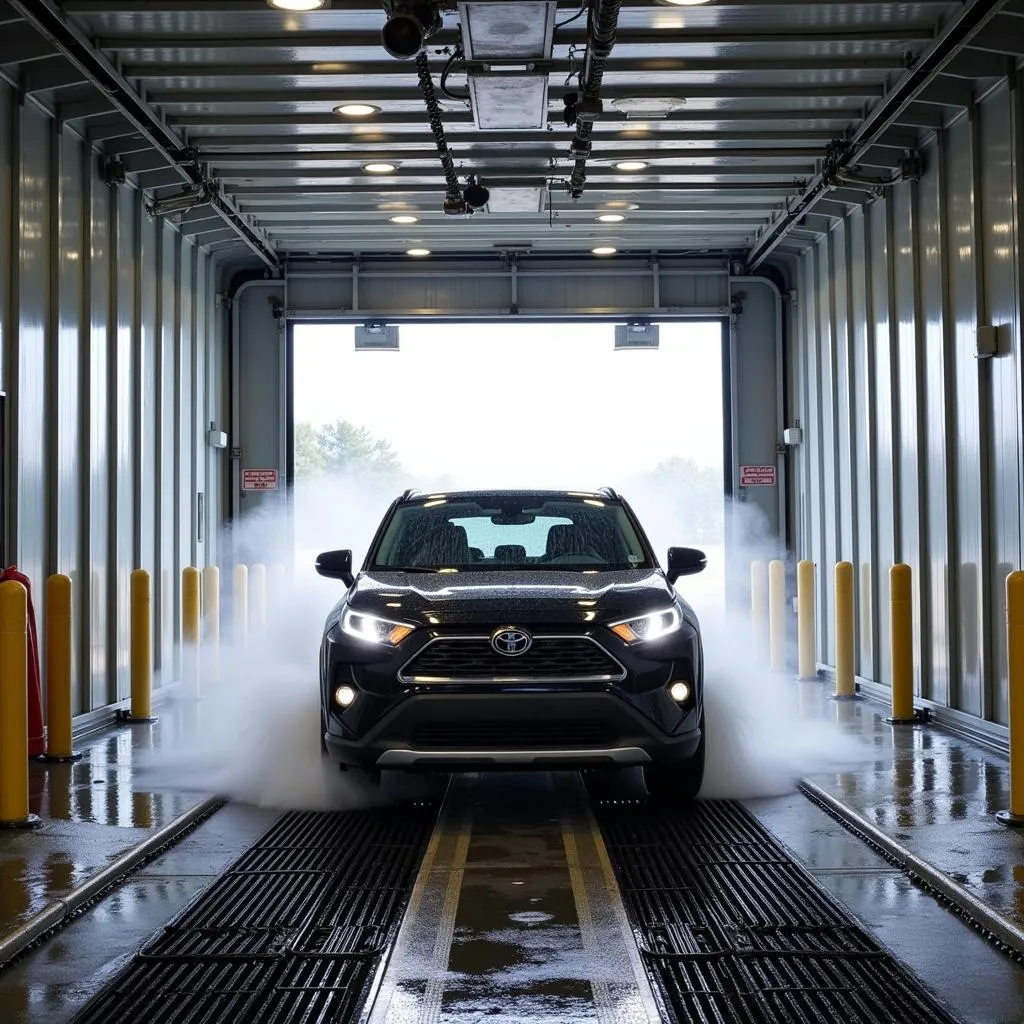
[410,719,616,749]
[399,635,625,683]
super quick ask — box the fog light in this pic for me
[334,685,356,707]
[669,681,691,703]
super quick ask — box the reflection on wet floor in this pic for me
[810,689,1024,938]
[370,772,656,1023]
[0,714,213,943]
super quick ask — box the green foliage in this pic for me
[625,457,725,542]
[293,419,403,481]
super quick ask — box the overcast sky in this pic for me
[292,321,725,490]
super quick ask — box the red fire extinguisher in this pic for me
[1,567,47,757]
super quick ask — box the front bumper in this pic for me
[323,690,702,770]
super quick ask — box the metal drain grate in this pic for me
[594,798,965,1024]
[70,803,437,1024]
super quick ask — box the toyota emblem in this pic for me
[491,627,533,657]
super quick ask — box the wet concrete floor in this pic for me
[5,686,1024,1022]
[0,722,210,949]
[369,771,659,1023]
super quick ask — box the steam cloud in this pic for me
[138,472,868,810]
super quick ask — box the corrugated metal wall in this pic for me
[0,83,225,715]
[790,78,1024,729]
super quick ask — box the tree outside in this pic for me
[294,419,403,482]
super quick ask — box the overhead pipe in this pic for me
[745,0,1009,269]
[568,0,623,199]
[8,0,278,269]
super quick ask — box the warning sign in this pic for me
[242,469,279,491]
[740,465,777,487]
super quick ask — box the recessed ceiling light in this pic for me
[406,247,431,256]
[614,160,648,171]
[334,103,379,117]
[592,246,617,256]
[612,97,687,115]
[598,213,625,223]
[390,215,419,224]
[363,162,397,173]
[268,0,326,10]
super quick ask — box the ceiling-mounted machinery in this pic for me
[145,180,216,218]
[457,0,557,130]
[381,0,443,59]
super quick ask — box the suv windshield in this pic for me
[369,495,653,572]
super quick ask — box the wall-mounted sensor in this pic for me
[208,428,228,449]
[976,325,998,359]
[783,426,803,445]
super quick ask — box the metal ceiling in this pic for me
[2,0,1019,268]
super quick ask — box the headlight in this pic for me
[340,607,415,646]
[609,606,682,644]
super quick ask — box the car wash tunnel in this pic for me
[5,0,1024,1021]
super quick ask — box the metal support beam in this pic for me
[746,0,1010,269]
[21,58,88,93]
[147,83,886,106]
[93,27,937,51]
[8,0,278,269]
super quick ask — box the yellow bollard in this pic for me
[833,561,857,700]
[181,567,201,700]
[121,569,158,723]
[249,563,267,642]
[750,560,768,663]
[43,574,81,759]
[0,581,42,828]
[796,560,816,680]
[202,565,220,685]
[202,566,220,648]
[233,564,249,647]
[998,571,1024,826]
[768,559,787,672]
[886,564,920,724]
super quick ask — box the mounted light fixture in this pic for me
[363,162,397,173]
[598,213,625,223]
[146,181,215,218]
[268,0,327,9]
[381,0,443,59]
[614,160,648,171]
[406,247,431,256]
[463,175,490,210]
[592,245,617,256]
[390,214,419,224]
[334,103,380,117]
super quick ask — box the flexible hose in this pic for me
[415,50,463,203]
[568,0,622,198]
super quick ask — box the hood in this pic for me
[338,569,681,629]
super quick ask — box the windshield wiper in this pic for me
[371,566,442,573]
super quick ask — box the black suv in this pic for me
[316,489,707,801]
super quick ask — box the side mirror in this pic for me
[315,549,354,586]
[667,546,706,584]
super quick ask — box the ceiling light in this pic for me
[602,201,639,211]
[363,162,397,173]
[334,103,379,117]
[615,160,648,171]
[268,0,326,9]
[406,247,431,256]
[390,214,419,224]
[592,246,617,256]
[598,213,625,223]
